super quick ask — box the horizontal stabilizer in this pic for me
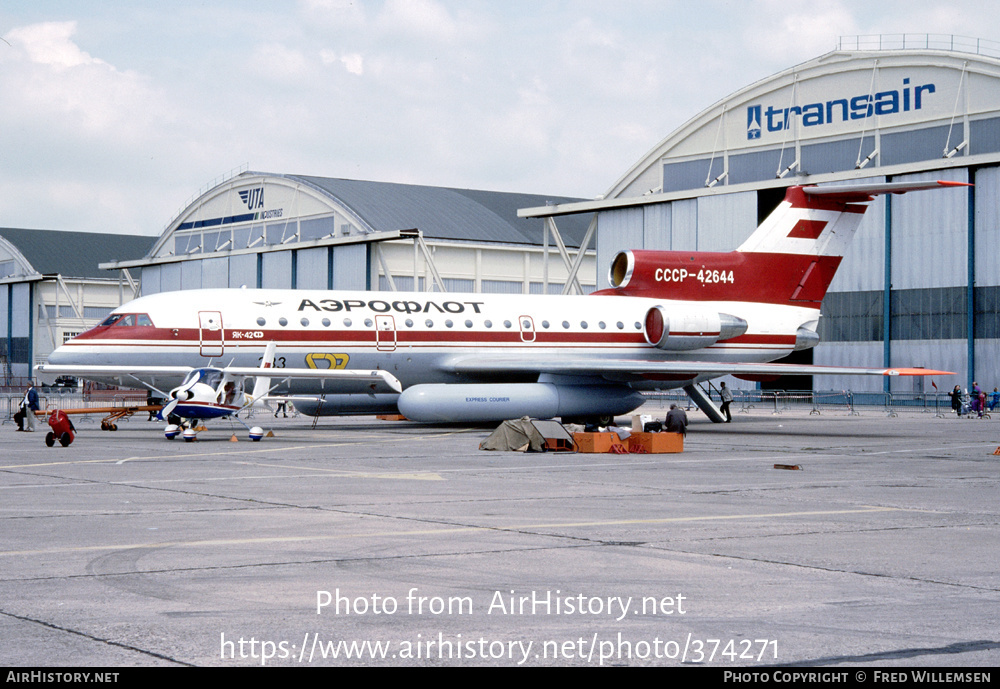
[803,179,971,202]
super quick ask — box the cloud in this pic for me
[375,0,461,42]
[5,21,105,69]
[2,1,997,234]
[340,53,364,75]
[249,43,314,82]
[739,0,857,66]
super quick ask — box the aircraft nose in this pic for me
[46,343,73,365]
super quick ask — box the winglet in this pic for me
[376,371,404,393]
[883,368,955,376]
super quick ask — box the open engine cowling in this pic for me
[643,306,748,351]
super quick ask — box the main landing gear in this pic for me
[163,423,266,442]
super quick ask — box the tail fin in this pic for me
[604,180,969,307]
[250,341,276,405]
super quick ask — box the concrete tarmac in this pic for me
[1,402,998,667]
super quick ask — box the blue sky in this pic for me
[1,0,996,234]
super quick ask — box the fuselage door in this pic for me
[375,315,397,352]
[519,315,535,343]
[198,311,224,357]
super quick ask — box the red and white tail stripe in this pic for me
[737,180,969,258]
[603,180,970,308]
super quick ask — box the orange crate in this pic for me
[627,432,683,454]
[573,432,627,453]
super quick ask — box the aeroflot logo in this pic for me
[747,78,936,138]
[239,187,265,210]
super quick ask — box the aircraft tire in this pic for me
[562,414,615,427]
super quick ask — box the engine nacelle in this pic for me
[605,249,841,307]
[643,306,748,351]
[397,383,644,423]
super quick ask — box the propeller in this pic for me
[160,397,180,420]
[159,381,196,421]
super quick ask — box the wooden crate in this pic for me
[627,432,684,454]
[544,437,575,452]
[573,432,627,453]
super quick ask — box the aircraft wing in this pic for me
[222,366,403,393]
[37,364,195,377]
[441,355,953,380]
[36,364,402,394]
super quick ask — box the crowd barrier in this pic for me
[1,390,153,427]
[640,389,995,419]
[2,389,993,425]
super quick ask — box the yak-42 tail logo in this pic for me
[239,187,265,211]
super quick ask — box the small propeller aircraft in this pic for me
[41,342,401,441]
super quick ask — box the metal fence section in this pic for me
[1,391,155,427]
[640,389,995,420]
[837,34,1000,58]
[3,388,994,425]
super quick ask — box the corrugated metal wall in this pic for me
[296,247,329,290]
[695,192,757,251]
[261,251,292,289]
[671,199,698,251]
[201,257,229,289]
[228,255,256,289]
[826,187,886,293]
[332,244,368,290]
[891,169,969,290]
[812,341,884,393]
[642,204,672,250]
[596,208,643,289]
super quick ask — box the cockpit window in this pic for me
[184,369,224,389]
[102,313,154,328]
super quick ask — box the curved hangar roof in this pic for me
[0,227,152,281]
[148,173,591,260]
[608,41,1000,199]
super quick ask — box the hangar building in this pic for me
[102,173,596,301]
[525,35,1000,393]
[1,228,152,382]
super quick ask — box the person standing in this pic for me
[948,385,963,417]
[23,383,39,432]
[719,382,733,423]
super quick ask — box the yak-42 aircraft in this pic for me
[38,180,962,427]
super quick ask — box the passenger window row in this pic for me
[255,317,644,331]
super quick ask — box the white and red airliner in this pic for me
[37,180,961,426]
